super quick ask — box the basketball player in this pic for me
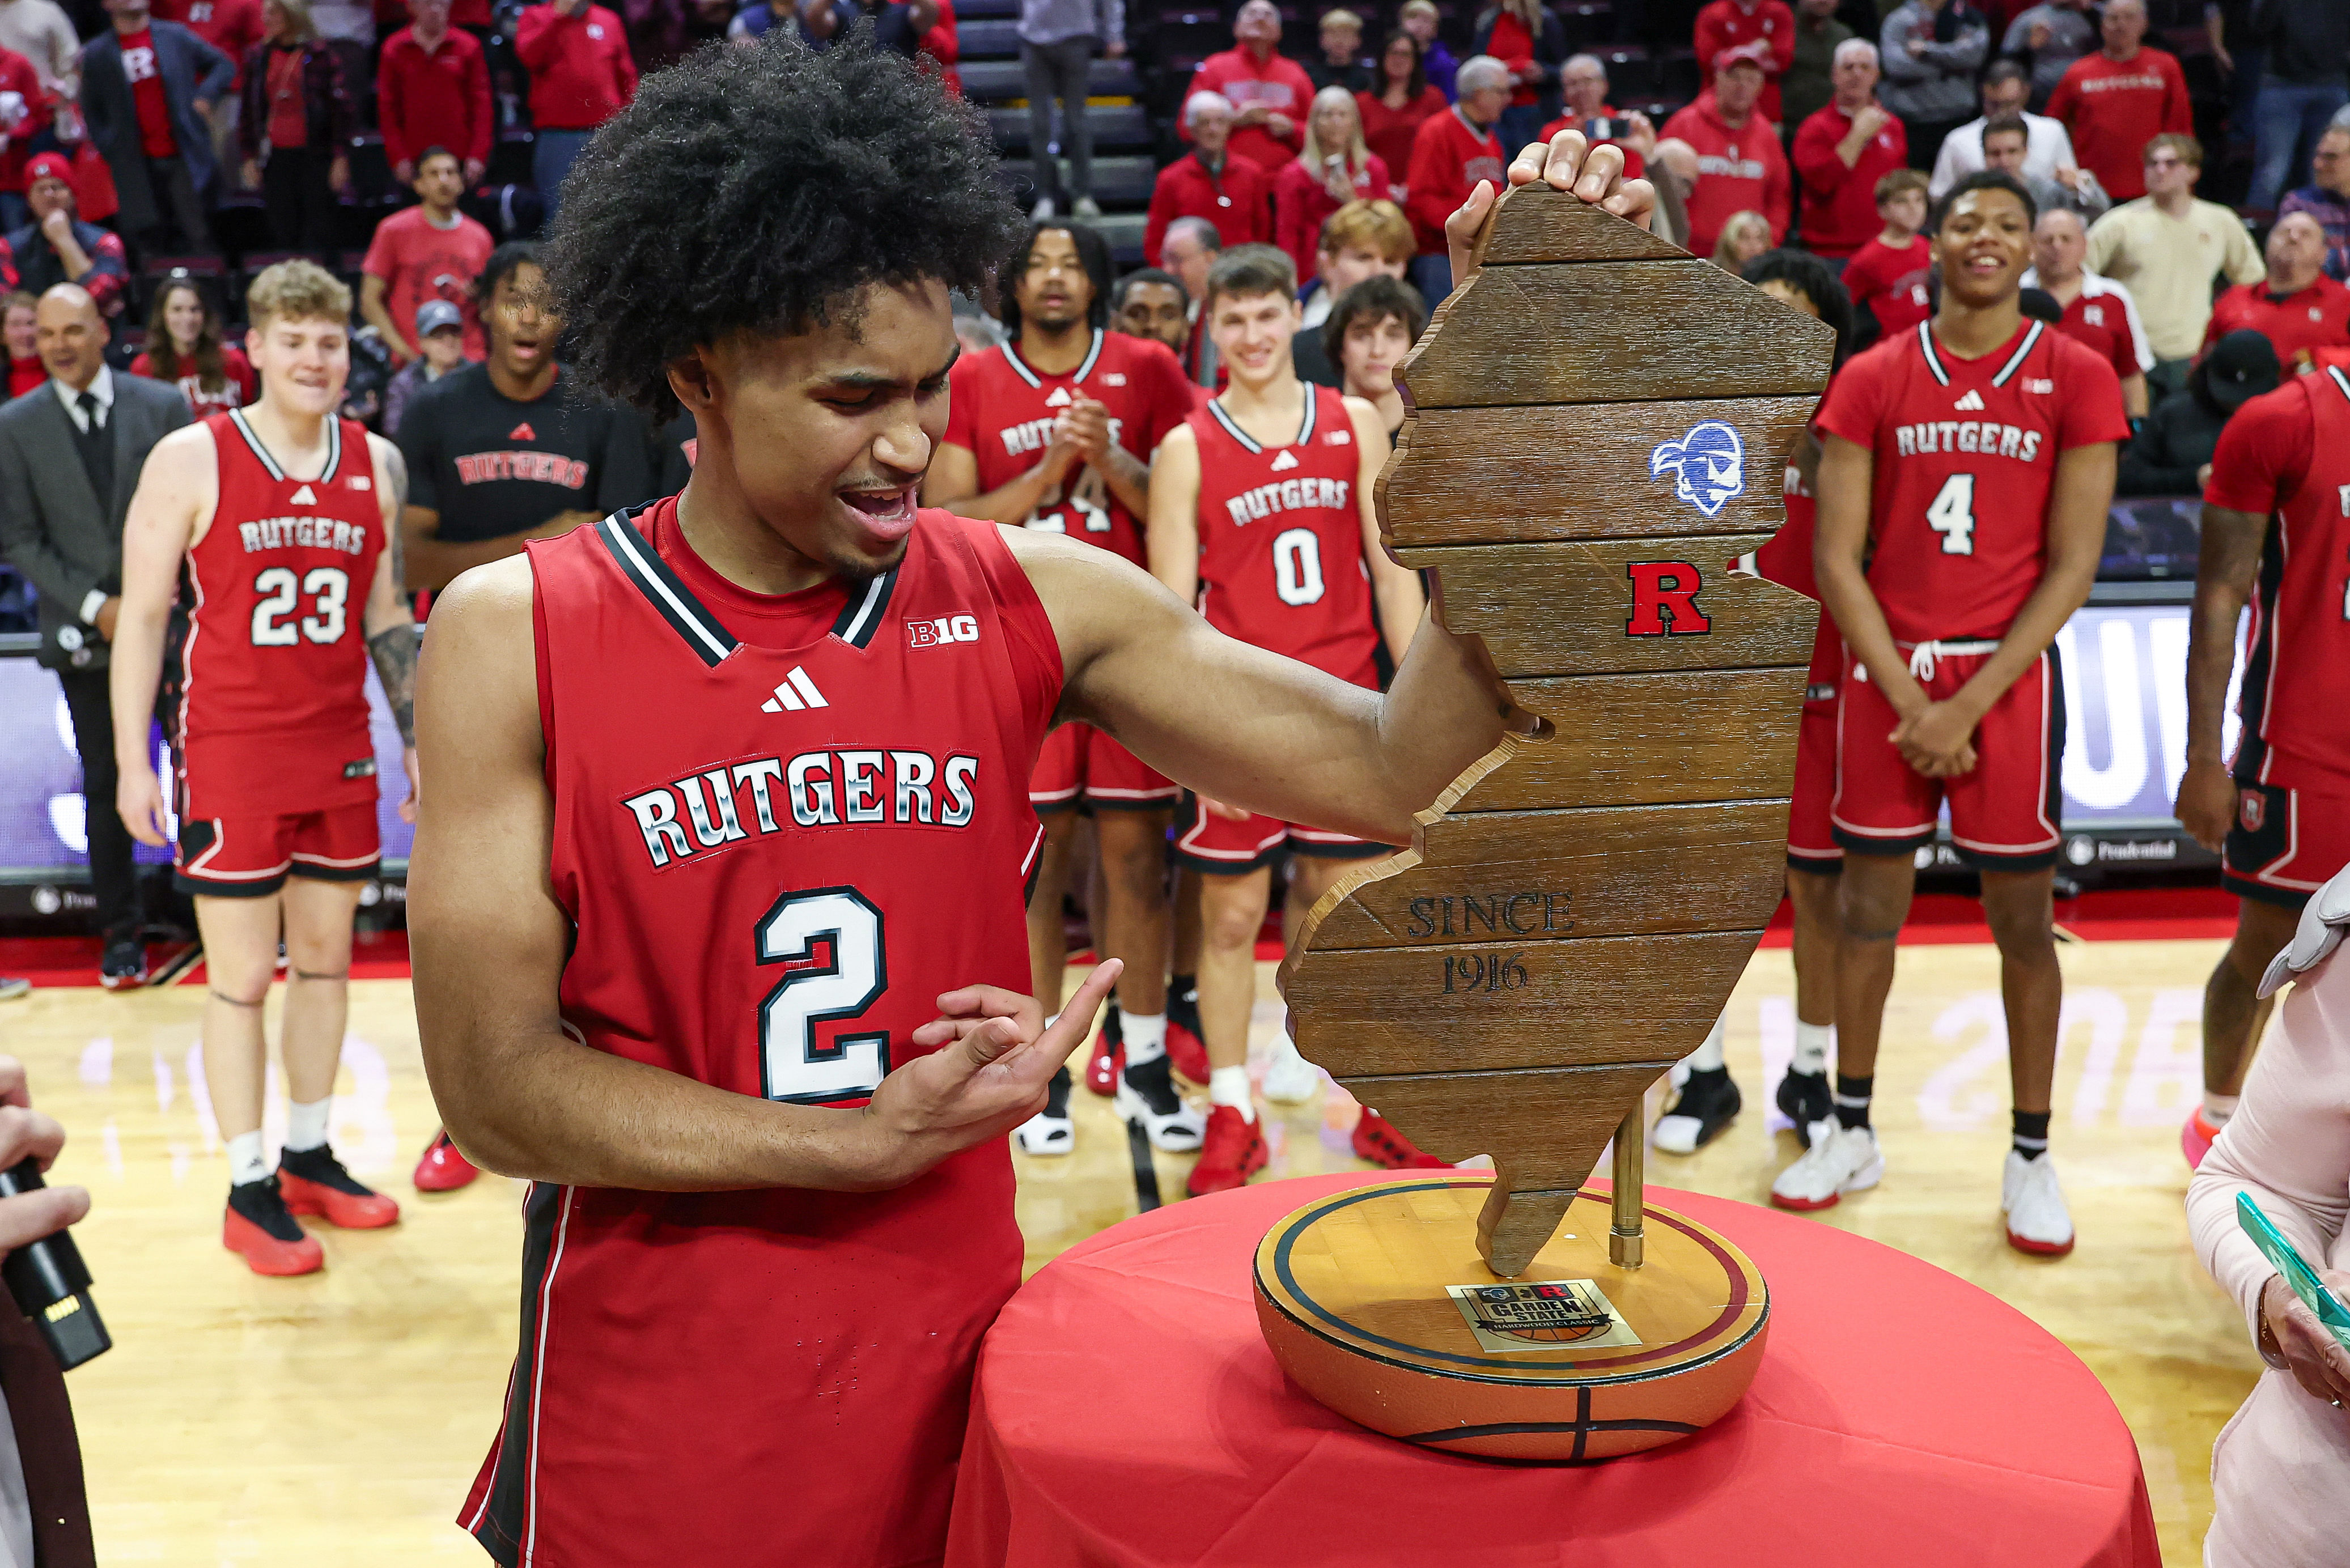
[2173,361,2350,1168]
[922,220,1199,1158]
[1656,249,1852,1154]
[108,261,417,1277]
[1772,172,2128,1257]
[1147,244,1433,1196]
[406,43,1650,1562]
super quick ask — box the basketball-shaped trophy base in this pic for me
[1254,1175,1768,1461]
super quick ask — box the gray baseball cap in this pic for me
[414,299,464,337]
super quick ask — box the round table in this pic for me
[944,1173,2160,1568]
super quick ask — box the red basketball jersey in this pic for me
[2204,366,2350,789]
[1732,415,1842,694]
[1187,385,1379,689]
[179,410,384,817]
[463,498,1059,1567]
[1816,319,2129,643]
[942,328,1195,565]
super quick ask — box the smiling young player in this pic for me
[1776,171,2129,1255]
[405,41,1653,1565]
[109,261,419,1277]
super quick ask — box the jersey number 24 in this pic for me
[756,886,889,1104]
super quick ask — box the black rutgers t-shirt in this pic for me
[398,362,658,544]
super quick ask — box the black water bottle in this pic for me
[0,1158,109,1370]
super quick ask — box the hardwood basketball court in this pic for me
[2,933,2259,1565]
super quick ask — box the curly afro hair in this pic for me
[542,40,1026,416]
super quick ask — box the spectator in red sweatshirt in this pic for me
[515,0,636,220]
[1657,44,1789,258]
[2,290,40,397]
[1791,37,1904,257]
[2203,211,2350,372]
[1146,90,1272,262]
[1694,0,1795,125]
[379,0,489,186]
[0,43,43,233]
[1403,52,1507,302]
[2042,0,2187,202]
[1536,52,1649,177]
[1186,0,1313,175]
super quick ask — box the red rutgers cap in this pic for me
[1715,39,1772,73]
[24,151,73,188]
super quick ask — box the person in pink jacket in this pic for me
[2188,864,2350,1567]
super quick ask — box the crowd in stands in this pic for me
[0,0,2344,635]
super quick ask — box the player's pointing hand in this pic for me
[862,961,1125,1186]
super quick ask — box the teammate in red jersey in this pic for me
[924,220,1201,1159]
[406,44,1651,1564]
[1776,172,2129,1256]
[107,261,419,1277]
[1147,243,1431,1196]
[1655,249,1850,1155]
[2174,365,2350,1169]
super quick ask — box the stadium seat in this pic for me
[1557,2,1611,48]
[959,55,1138,105]
[959,18,1021,58]
[988,103,1153,154]
[1597,44,1654,96]
[993,154,1158,206]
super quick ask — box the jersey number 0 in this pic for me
[756,886,889,1104]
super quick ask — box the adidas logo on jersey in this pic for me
[509,422,536,442]
[289,484,317,505]
[1952,389,1985,412]
[1045,386,1072,407]
[906,614,980,649]
[1269,450,1300,472]
[622,748,982,868]
[760,667,829,713]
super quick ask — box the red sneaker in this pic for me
[1165,1019,1210,1084]
[277,1148,401,1229]
[223,1178,324,1277]
[414,1129,482,1192]
[1186,1104,1268,1197]
[1085,1029,1123,1097]
[1351,1108,1449,1169]
[2182,1107,2222,1171]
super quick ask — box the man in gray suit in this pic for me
[0,283,191,987]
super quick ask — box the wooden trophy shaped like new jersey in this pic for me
[1252,186,1835,1461]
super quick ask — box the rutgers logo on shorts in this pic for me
[2239,789,2266,831]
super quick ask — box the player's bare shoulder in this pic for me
[995,518,1191,658]
[132,417,224,537]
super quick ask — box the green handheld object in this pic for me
[2238,1191,2350,1351]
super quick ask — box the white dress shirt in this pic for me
[1929,111,2076,196]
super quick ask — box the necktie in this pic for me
[78,390,103,433]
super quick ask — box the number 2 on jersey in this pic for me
[756,887,889,1104]
[1925,475,1976,556]
[250,566,350,645]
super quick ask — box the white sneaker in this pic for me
[1768,1123,1882,1211]
[1073,196,1103,218]
[1261,1035,1321,1104]
[1015,1108,1074,1156]
[2001,1151,2075,1257]
[1114,1056,1205,1151]
[1031,195,1057,219]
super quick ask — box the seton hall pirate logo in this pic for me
[1648,420,1746,519]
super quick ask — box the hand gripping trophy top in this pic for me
[1279,184,1835,1278]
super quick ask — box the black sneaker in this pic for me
[1167,974,1202,1044]
[99,940,148,990]
[1015,1066,1076,1156]
[224,1175,324,1274]
[1775,1068,1835,1148]
[1113,1053,1204,1152]
[1652,1066,1741,1154]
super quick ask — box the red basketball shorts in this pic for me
[1173,794,1395,874]
[2224,776,2350,909]
[175,801,381,897]
[1787,693,1842,869]
[1832,641,2064,871]
[1029,723,1178,813]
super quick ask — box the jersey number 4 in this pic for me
[251,566,350,645]
[1925,475,1976,556]
[756,887,888,1104]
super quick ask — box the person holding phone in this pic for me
[2188,860,2350,1567]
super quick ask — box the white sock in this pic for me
[1685,1015,1727,1073]
[283,1097,330,1153]
[1123,1012,1166,1067]
[1209,1065,1255,1122]
[229,1130,269,1185]
[1793,1021,1832,1077]
[2203,1090,2239,1125]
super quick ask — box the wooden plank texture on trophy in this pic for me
[1280,182,1836,1277]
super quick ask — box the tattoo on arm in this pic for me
[380,441,411,594]
[369,623,419,746]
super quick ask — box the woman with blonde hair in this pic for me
[1711,210,1774,273]
[239,0,355,252]
[1274,85,1391,283]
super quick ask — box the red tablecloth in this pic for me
[945,1173,2160,1568]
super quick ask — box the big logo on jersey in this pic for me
[1649,421,1745,519]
